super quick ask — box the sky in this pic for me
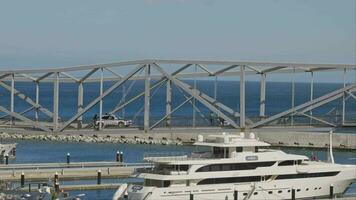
[0,0,355,82]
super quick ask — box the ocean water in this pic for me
[1,139,355,199]
[0,80,355,127]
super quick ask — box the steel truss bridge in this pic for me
[0,59,355,132]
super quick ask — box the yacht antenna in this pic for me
[327,130,335,163]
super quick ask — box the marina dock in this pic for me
[0,161,151,182]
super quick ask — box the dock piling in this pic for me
[329,184,334,199]
[291,188,295,200]
[120,151,123,162]
[190,193,194,200]
[55,182,60,193]
[54,172,59,183]
[234,190,238,200]
[20,172,25,188]
[66,153,70,164]
[116,151,120,162]
[97,170,102,185]
[5,154,8,165]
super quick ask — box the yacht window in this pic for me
[287,190,291,193]
[196,162,275,172]
[275,171,339,180]
[179,165,189,171]
[253,192,258,195]
[213,147,225,158]
[314,187,318,190]
[197,176,261,185]
[278,190,282,194]
[306,188,309,191]
[254,147,259,152]
[145,179,169,188]
[278,160,294,166]
[243,193,247,196]
[236,147,243,152]
[297,189,301,192]
[163,181,170,187]
[268,191,273,194]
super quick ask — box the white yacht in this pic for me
[115,132,356,200]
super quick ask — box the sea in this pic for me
[0,80,355,199]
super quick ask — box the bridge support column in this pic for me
[166,80,172,127]
[35,81,39,121]
[259,73,266,118]
[53,72,59,132]
[240,65,245,130]
[10,74,14,125]
[77,82,83,129]
[342,68,346,125]
[310,71,314,125]
[144,64,151,132]
[291,67,295,126]
[99,68,104,130]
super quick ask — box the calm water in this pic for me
[2,139,355,199]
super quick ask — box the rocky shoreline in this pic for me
[0,132,183,145]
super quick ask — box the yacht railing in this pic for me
[143,151,214,161]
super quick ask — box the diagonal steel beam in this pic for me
[36,72,53,82]
[174,83,209,123]
[0,74,10,80]
[105,68,123,78]
[60,72,79,82]
[246,65,261,73]
[175,78,254,124]
[150,96,193,130]
[0,106,34,121]
[79,68,99,83]
[261,66,287,74]
[58,64,145,132]
[346,91,356,100]
[213,65,238,75]
[20,74,36,81]
[109,64,192,114]
[0,106,51,132]
[152,63,239,128]
[250,84,356,128]
[0,81,55,118]
[296,112,336,127]
[196,64,213,75]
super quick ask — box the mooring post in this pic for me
[97,170,102,185]
[329,184,334,199]
[54,172,59,183]
[190,193,194,200]
[120,151,123,163]
[5,154,9,165]
[66,153,70,164]
[55,182,60,193]
[116,151,120,162]
[28,183,31,193]
[12,147,16,156]
[291,188,296,200]
[234,190,238,200]
[21,172,25,188]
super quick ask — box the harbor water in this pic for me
[1,139,355,199]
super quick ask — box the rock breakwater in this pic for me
[0,132,182,145]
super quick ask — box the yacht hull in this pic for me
[126,166,355,200]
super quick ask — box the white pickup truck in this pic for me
[94,114,132,129]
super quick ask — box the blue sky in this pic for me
[0,0,355,82]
